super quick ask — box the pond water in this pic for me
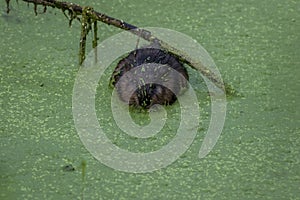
[1,0,299,199]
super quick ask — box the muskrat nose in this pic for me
[136,84,154,109]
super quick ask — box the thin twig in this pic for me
[6,0,235,93]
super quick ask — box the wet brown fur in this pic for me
[110,48,189,109]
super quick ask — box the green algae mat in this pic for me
[1,0,299,199]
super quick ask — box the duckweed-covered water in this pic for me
[1,0,299,199]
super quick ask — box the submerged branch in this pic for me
[6,0,236,93]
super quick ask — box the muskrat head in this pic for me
[111,48,189,110]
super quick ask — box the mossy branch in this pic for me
[6,0,236,94]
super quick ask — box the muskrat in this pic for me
[110,48,189,109]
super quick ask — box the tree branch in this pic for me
[6,0,236,94]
